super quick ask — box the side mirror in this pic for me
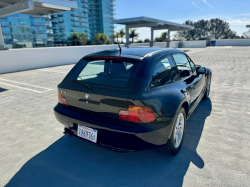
[196,67,206,74]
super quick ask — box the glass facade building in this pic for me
[0,0,115,48]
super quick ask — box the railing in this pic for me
[82,5,89,9]
[0,22,10,27]
[71,13,80,17]
[81,0,88,3]
[58,18,64,23]
[71,23,88,27]
[33,30,53,34]
[31,15,51,19]
[31,22,52,26]
[2,31,11,35]
[51,14,58,18]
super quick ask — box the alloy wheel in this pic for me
[173,112,184,148]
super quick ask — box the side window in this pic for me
[172,53,193,79]
[151,55,180,88]
[187,57,197,73]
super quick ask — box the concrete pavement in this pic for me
[0,47,250,187]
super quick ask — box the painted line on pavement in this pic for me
[39,69,69,74]
[0,78,53,93]
[0,82,51,93]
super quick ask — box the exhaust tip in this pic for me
[64,128,73,137]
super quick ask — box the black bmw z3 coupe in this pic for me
[54,48,212,155]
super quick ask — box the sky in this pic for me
[114,0,250,41]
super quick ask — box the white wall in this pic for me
[215,39,250,46]
[170,41,179,48]
[182,41,206,48]
[0,41,207,74]
[0,50,20,73]
[0,45,124,74]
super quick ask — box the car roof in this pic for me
[85,48,184,59]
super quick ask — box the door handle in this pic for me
[190,85,195,90]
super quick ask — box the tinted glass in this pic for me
[67,59,139,89]
[172,53,192,78]
[151,55,180,87]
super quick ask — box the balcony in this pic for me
[82,5,89,9]
[81,0,88,3]
[51,20,59,23]
[71,18,88,23]
[0,22,10,27]
[58,18,64,23]
[51,26,60,30]
[51,14,58,18]
[71,13,80,17]
[33,30,49,34]
[30,15,51,19]
[50,33,60,36]
[31,22,52,27]
[71,23,88,28]
[2,31,11,35]
[80,14,89,18]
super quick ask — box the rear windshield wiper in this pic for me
[69,79,92,90]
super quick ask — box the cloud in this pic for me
[237,13,250,17]
[227,18,250,27]
[191,2,203,10]
[226,18,250,35]
[203,0,214,8]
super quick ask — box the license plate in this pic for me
[77,125,98,143]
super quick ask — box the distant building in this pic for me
[0,0,116,48]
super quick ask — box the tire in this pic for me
[160,107,186,155]
[203,74,211,100]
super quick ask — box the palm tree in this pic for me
[129,29,139,43]
[110,34,116,43]
[119,29,125,43]
[161,31,168,41]
[68,32,80,46]
[77,33,88,45]
[171,33,180,41]
[94,33,108,44]
[114,32,119,43]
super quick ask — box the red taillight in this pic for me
[119,105,156,123]
[58,92,68,106]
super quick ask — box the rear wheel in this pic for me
[160,107,186,155]
[203,74,211,100]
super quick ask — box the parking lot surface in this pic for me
[0,47,250,187]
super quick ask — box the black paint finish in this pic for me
[54,48,211,152]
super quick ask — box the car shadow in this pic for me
[6,99,212,187]
[0,87,8,93]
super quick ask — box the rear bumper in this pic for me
[54,104,174,152]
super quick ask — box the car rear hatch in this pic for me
[58,56,141,119]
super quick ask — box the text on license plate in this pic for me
[77,125,98,143]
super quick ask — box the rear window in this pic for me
[66,58,140,89]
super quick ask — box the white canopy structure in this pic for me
[112,16,194,47]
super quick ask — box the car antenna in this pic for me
[118,43,122,55]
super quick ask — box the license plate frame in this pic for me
[77,124,98,143]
